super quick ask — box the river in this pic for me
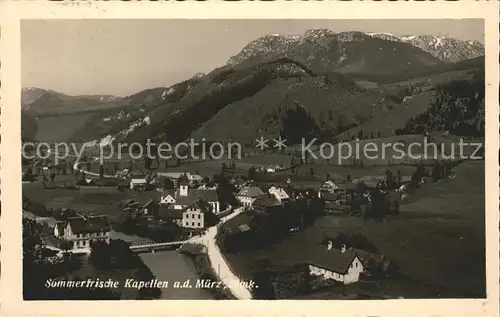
[24,211,215,299]
[110,230,215,299]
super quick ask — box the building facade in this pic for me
[59,215,111,251]
[182,200,209,229]
[236,186,264,207]
[308,243,365,284]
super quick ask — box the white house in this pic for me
[130,178,148,190]
[181,199,210,229]
[308,242,364,284]
[59,216,111,252]
[319,181,338,193]
[159,190,176,205]
[54,222,66,238]
[268,186,290,204]
[236,186,264,207]
[157,172,192,181]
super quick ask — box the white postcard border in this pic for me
[0,1,498,317]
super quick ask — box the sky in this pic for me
[22,19,484,97]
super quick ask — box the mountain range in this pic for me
[21,87,122,115]
[21,30,485,144]
[366,32,484,63]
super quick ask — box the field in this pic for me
[383,69,475,91]
[22,174,159,223]
[222,161,485,298]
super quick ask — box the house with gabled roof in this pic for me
[140,199,158,219]
[157,205,183,226]
[170,178,221,214]
[181,199,213,229]
[159,189,176,205]
[130,177,148,190]
[268,185,290,204]
[54,221,67,238]
[308,242,364,284]
[62,215,111,251]
[251,193,282,213]
[236,186,264,207]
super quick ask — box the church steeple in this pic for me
[178,173,189,197]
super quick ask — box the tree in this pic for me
[163,178,175,189]
[231,160,236,174]
[411,165,424,187]
[59,240,73,253]
[357,129,364,140]
[384,169,394,189]
[144,157,152,170]
[89,241,112,269]
[431,161,442,182]
[280,104,319,145]
[247,166,256,180]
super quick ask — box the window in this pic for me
[197,222,200,227]
[184,222,188,227]
[192,222,195,226]
[198,214,201,219]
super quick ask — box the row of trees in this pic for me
[89,240,161,299]
[216,196,325,253]
[116,213,189,243]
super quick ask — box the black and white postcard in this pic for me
[0,1,498,317]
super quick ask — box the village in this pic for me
[20,138,471,299]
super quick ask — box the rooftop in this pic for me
[237,186,264,198]
[252,193,282,210]
[176,188,218,205]
[67,215,111,234]
[308,247,358,274]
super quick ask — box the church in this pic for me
[160,176,221,215]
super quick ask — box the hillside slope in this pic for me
[98,59,399,146]
[367,33,484,63]
[228,31,442,76]
[22,90,122,117]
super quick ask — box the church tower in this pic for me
[178,174,189,197]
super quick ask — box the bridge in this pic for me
[129,240,190,253]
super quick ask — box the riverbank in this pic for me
[178,243,235,299]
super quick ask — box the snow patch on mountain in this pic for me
[367,33,484,63]
[228,29,484,67]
